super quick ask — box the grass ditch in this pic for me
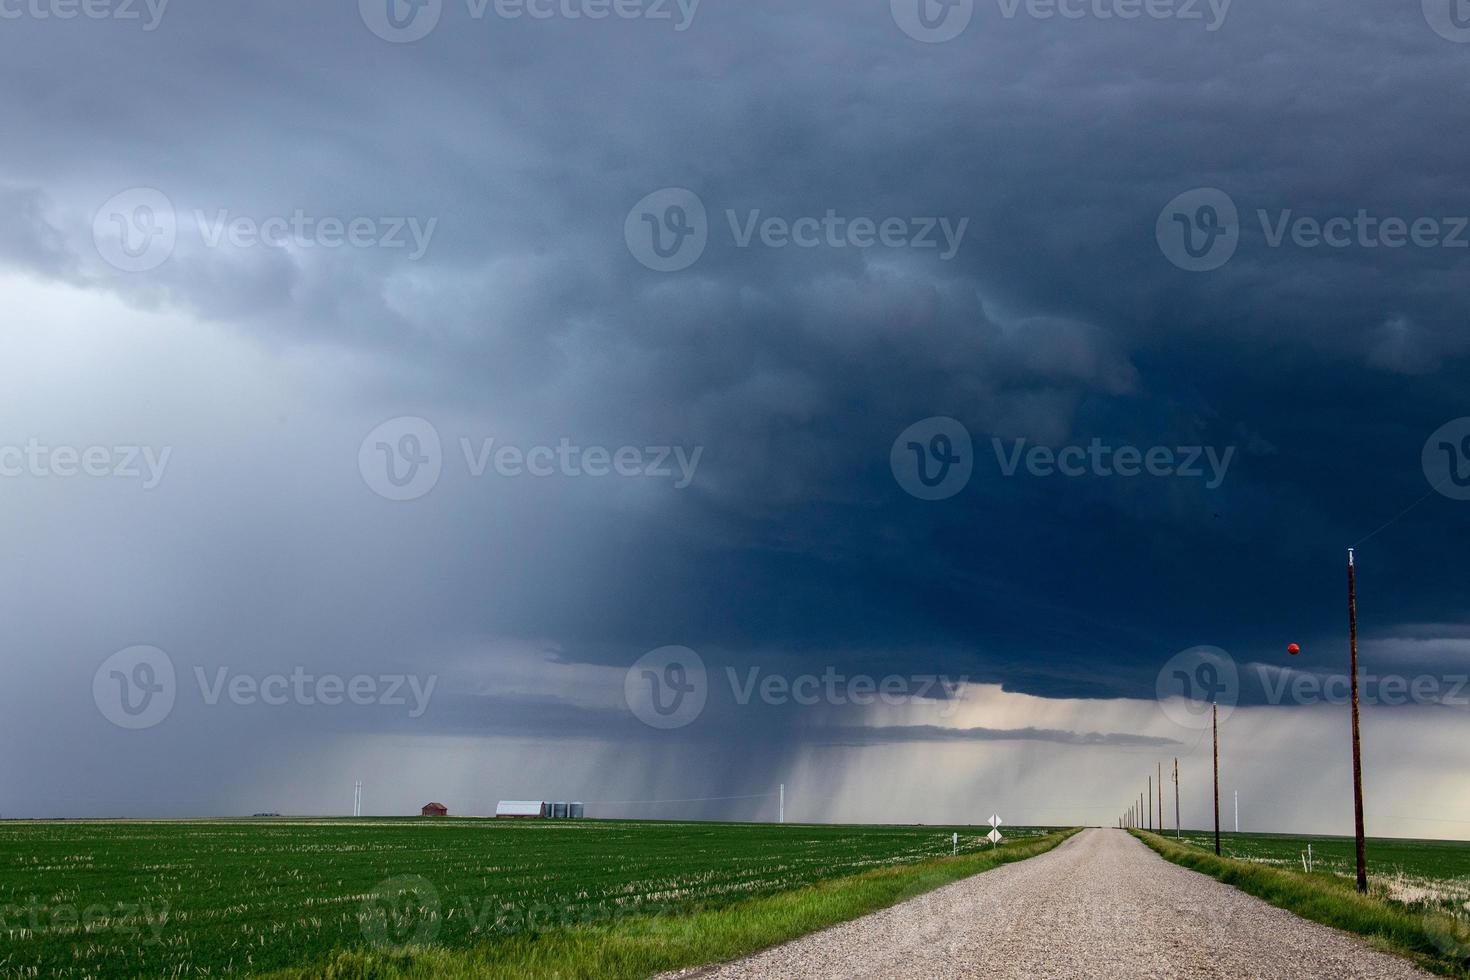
[1131,829,1470,978]
[269,826,1082,979]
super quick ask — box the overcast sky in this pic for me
[2,0,1468,836]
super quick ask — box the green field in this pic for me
[1170,830,1470,915]
[0,818,1060,978]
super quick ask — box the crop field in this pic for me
[1171,830,1470,914]
[0,818,1052,978]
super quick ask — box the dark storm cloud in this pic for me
[2,0,1469,822]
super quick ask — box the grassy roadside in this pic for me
[1130,830,1470,978]
[267,827,1081,980]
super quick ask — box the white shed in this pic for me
[495,800,549,818]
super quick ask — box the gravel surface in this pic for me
[666,828,1434,979]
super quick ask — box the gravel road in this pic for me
[668,828,1434,979]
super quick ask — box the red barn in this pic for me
[420,802,448,817]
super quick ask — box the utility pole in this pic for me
[1212,701,1221,856]
[1348,548,1368,893]
[1173,758,1180,840]
[1234,790,1239,833]
[1147,776,1152,831]
[779,784,785,824]
[1158,762,1164,832]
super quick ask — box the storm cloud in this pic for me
[1,0,1467,834]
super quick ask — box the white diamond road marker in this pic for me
[988,814,1003,829]
[986,828,1003,845]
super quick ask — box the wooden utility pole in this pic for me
[1158,762,1164,831]
[1348,548,1368,893]
[1173,757,1181,840]
[1147,776,1152,830]
[1212,700,1221,855]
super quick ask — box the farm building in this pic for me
[420,802,448,817]
[495,801,586,819]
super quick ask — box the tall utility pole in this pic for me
[1147,776,1152,830]
[1348,548,1368,893]
[1212,701,1221,855]
[1173,758,1181,840]
[779,784,785,824]
[1234,790,1239,833]
[1158,762,1164,831]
